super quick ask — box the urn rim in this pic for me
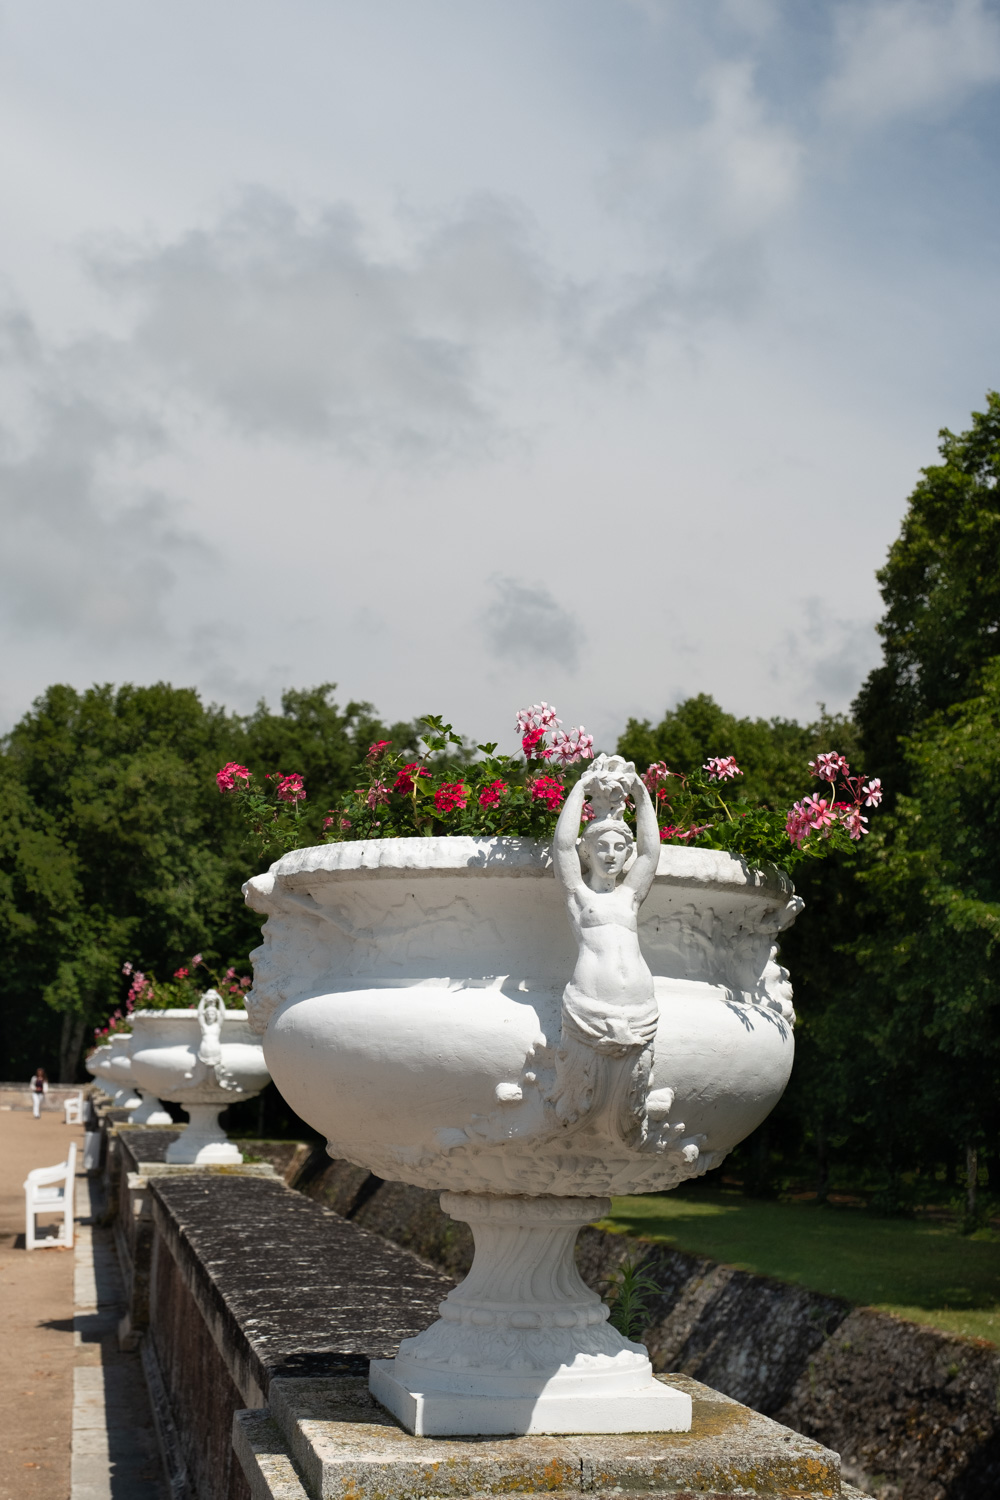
[130,1006,251,1021]
[245,835,794,900]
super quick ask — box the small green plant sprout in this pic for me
[605,1256,661,1341]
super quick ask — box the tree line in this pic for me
[2,394,998,1215]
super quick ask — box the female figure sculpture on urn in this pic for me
[196,990,224,1071]
[550,753,659,1147]
[178,990,237,1093]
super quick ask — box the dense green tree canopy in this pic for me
[618,692,860,807]
[855,391,1000,786]
[0,681,413,1079]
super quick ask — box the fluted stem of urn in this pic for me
[438,1192,610,1333]
[390,1191,649,1389]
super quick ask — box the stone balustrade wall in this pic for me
[299,1159,1000,1500]
[96,1116,1000,1500]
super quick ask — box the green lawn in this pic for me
[600,1191,1000,1345]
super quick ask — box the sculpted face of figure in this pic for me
[203,1001,219,1025]
[584,823,633,881]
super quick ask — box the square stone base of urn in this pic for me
[368,1357,692,1437]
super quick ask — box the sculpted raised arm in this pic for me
[552,774,589,891]
[624,773,660,898]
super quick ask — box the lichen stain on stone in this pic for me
[687,1398,749,1438]
[540,1458,577,1490]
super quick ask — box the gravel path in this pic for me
[0,1105,169,1500]
[0,1106,81,1500]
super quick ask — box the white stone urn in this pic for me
[87,1036,142,1110]
[128,997,270,1164]
[244,833,801,1436]
[85,1045,115,1098]
[95,1033,173,1123]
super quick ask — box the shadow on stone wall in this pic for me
[299,1159,1000,1500]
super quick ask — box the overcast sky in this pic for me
[2,1,998,752]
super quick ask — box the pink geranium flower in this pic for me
[528,775,565,810]
[216,762,251,792]
[394,763,430,796]
[478,780,508,807]
[515,703,561,735]
[842,805,869,840]
[274,772,306,803]
[366,740,391,763]
[786,794,837,846]
[862,778,883,808]
[809,752,850,783]
[434,782,468,813]
[521,726,551,759]
[704,756,741,782]
[550,727,594,766]
[366,781,391,810]
[642,762,670,791]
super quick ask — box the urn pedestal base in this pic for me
[368,1191,692,1437]
[370,1356,689,1437]
[128,1091,173,1126]
[111,1087,142,1111]
[165,1103,243,1164]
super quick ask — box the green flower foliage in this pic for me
[219,709,879,874]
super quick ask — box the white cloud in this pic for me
[604,60,802,242]
[0,307,194,646]
[88,191,556,460]
[825,0,1000,125]
[586,58,801,364]
[769,599,882,712]
[480,576,584,672]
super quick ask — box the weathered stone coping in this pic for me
[117,1125,183,1167]
[147,1174,454,1405]
[233,1373,848,1500]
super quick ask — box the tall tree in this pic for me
[841,394,1000,1205]
[854,391,1000,789]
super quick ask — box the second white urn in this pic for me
[128,997,270,1163]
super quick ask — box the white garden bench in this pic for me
[64,1091,84,1125]
[24,1141,77,1249]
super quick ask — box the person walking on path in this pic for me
[30,1069,48,1119]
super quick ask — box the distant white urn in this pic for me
[85,1045,115,1098]
[87,1035,142,1110]
[102,1032,175,1121]
[245,828,801,1436]
[128,996,270,1164]
[128,1092,174,1126]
